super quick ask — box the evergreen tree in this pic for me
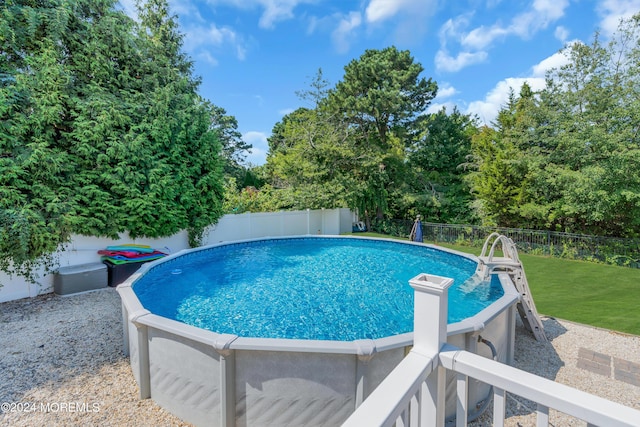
[468,14,640,236]
[0,0,225,281]
[326,46,437,227]
[406,107,478,223]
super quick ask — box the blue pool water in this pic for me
[133,237,504,341]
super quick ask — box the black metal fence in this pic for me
[370,219,640,268]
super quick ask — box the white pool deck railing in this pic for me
[342,273,640,427]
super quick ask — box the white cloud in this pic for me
[332,11,362,54]
[365,0,437,23]
[462,25,509,50]
[187,25,232,47]
[435,49,488,72]
[531,48,572,77]
[426,101,458,115]
[197,51,219,66]
[305,12,341,36]
[438,0,570,73]
[170,0,206,22]
[364,0,438,45]
[434,83,458,99]
[235,45,248,61]
[511,0,569,36]
[244,131,268,142]
[257,0,297,29]
[554,25,569,42]
[532,0,568,21]
[460,0,569,50]
[206,0,315,29]
[243,131,269,165]
[506,0,568,39]
[307,15,320,34]
[182,23,248,63]
[308,0,436,54]
[506,12,539,39]
[466,77,546,124]
[596,0,640,37]
[465,46,582,124]
[365,0,399,22]
[117,1,248,65]
[437,15,471,50]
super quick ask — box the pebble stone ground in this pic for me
[1,287,639,427]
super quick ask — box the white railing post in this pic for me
[493,387,506,427]
[409,273,453,427]
[409,274,452,354]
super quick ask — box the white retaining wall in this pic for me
[0,208,354,303]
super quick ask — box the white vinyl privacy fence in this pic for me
[0,208,354,303]
[203,208,353,243]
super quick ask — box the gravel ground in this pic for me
[1,287,639,427]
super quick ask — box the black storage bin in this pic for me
[103,260,149,287]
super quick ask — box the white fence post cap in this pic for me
[409,274,453,294]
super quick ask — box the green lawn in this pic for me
[351,232,640,336]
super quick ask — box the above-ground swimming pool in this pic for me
[118,236,520,426]
[133,238,503,341]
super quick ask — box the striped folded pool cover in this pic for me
[99,245,167,265]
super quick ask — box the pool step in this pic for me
[476,233,548,342]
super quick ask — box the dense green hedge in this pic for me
[0,0,224,282]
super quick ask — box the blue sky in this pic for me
[119,0,640,165]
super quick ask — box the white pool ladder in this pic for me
[477,232,548,342]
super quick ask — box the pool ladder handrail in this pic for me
[477,232,548,342]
